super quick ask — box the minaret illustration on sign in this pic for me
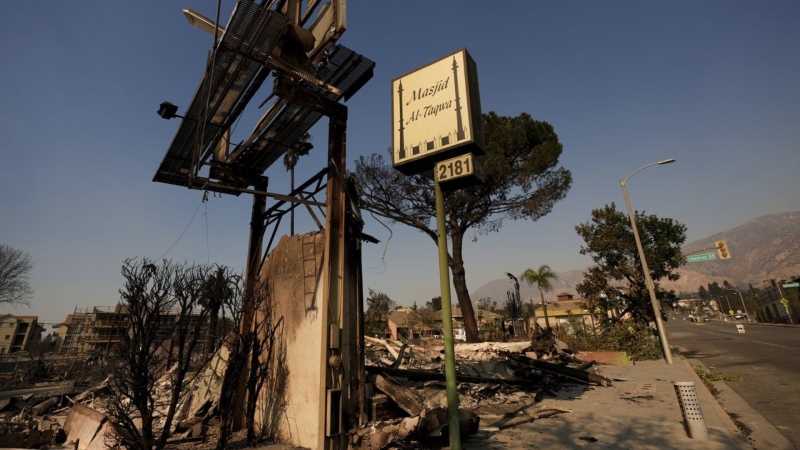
[452,56,465,141]
[397,80,405,159]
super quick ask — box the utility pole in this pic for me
[770,280,793,324]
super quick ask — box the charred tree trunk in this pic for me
[245,331,260,444]
[450,230,478,342]
[139,401,155,450]
[217,335,249,450]
[207,304,220,357]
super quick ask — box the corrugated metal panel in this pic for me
[230,45,374,178]
[154,1,288,186]
[155,0,374,191]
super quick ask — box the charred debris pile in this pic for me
[0,336,613,450]
[353,335,611,449]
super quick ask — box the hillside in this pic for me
[666,211,800,292]
[471,211,800,304]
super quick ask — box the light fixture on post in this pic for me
[620,158,676,364]
[157,101,183,120]
[728,288,752,323]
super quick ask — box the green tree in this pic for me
[354,112,572,341]
[476,297,493,312]
[364,289,397,337]
[426,296,442,311]
[520,265,558,329]
[575,204,686,323]
[407,307,439,337]
[707,281,722,297]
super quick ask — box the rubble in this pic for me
[356,336,613,449]
[0,335,612,450]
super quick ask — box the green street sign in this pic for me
[686,252,716,262]
[783,282,799,288]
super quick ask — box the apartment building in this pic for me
[56,305,210,355]
[0,314,43,354]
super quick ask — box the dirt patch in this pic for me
[701,377,720,397]
[727,412,753,437]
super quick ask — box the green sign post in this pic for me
[783,282,799,289]
[392,49,486,450]
[686,252,716,262]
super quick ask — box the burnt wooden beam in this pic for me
[504,353,612,386]
[366,366,543,387]
[374,375,424,416]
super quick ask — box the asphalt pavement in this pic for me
[666,317,800,448]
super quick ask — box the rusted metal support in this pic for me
[272,71,356,450]
[317,107,349,450]
[191,176,325,206]
[344,176,368,427]
[232,176,268,430]
[274,75,347,120]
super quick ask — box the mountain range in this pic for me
[471,211,800,304]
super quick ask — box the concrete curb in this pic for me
[681,357,751,449]
[680,352,795,450]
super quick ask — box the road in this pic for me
[666,318,800,447]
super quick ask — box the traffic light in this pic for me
[716,240,731,259]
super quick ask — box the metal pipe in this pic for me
[776,282,794,324]
[434,177,461,449]
[723,295,733,319]
[729,289,751,323]
[620,159,675,365]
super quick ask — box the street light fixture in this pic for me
[728,288,752,323]
[722,295,734,320]
[621,158,675,364]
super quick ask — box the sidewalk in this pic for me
[463,355,753,449]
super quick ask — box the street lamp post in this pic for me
[723,295,733,320]
[729,288,752,323]
[775,282,794,325]
[716,295,728,322]
[621,159,675,365]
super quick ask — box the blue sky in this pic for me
[1,1,799,327]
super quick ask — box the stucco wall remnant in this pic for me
[255,231,326,448]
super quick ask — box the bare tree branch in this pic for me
[0,244,34,306]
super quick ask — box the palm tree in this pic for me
[520,265,558,329]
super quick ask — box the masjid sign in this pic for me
[391,49,484,175]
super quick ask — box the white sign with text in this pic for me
[391,49,484,174]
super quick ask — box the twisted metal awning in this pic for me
[153,0,374,195]
[154,1,289,188]
[229,45,374,181]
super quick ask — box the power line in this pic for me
[157,198,205,260]
[204,197,210,264]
